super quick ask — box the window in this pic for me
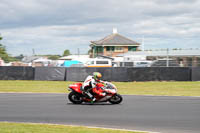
[96,46,103,53]
[124,62,134,67]
[106,46,114,51]
[120,62,134,67]
[115,46,123,52]
[86,61,94,65]
[128,46,137,51]
[96,61,109,64]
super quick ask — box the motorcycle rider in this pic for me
[83,72,106,102]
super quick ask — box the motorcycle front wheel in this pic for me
[68,91,83,104]
[108,94,123,104]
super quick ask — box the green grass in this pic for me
[0,80,200,96]
[115,81,200,96]
[0,122,144,133]
[0,80,71,93]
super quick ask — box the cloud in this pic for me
[0,0,200,55]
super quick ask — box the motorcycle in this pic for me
[68,82,123,104]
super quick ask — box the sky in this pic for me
[0,0,200,56]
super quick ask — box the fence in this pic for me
[0,66,199,81]
[0,66,34,80]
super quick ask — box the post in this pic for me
[166,48,169,67]
[32,49,35,56]
[123,48,125,67]
[142,36,145,51]
[78,48,80,57]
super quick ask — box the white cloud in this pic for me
[0,0,200,55]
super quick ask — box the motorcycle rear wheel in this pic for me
[108,94,123,104]
[68,91,83,104]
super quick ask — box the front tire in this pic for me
[68,91,83,104]
[108,94,123,104]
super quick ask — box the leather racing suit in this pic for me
[83,75,106,100]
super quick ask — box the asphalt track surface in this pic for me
[0,93,200,133]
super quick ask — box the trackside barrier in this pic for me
[0,66,34,80]
[65,67,191,82]
[34,67,66,81]
[66,67,97,81]
[127,67,191,81]
[66,67,129,81]
[191,67,200,81]
[0,66,198,81]
[111,67,130,82]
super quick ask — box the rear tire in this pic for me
[108,94,123,104]
[68,91,83,104]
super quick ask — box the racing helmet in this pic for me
[93,72,102,81]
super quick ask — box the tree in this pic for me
[0,35,9,62]
[173,48,178,50]
[0,35,17,63]
[63,49,70,56]
[48,55,60,60]
[88,49,92,54]
[14,54,24,61]
[0,46,10,63]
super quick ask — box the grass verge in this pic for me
[0,122,144,133]
[0,80,200,96]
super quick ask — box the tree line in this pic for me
[0,36,18,63]
[0,35,71,62]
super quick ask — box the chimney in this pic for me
[113,28,118,34]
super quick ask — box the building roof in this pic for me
[59,55,90,63]
[117,49,200,57]
[59,55,89,60]
[22,56,40,63]
[96,55,114,60]
[91,33,140,46]
[22,56,50,63]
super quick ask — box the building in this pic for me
[90,29,140,57]
[59,55,90,64]
[118,49,200,67]
[22,56,52,67]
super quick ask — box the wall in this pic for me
[128,67,191,81]
[0,66,34,80]
[65,67,191,82]
[191,67,200,81]
[0,66,198,81]
[34,67,66,81]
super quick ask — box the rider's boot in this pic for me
[90,97,96,104]
[84,91,96,103]
[92,97,96,102]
